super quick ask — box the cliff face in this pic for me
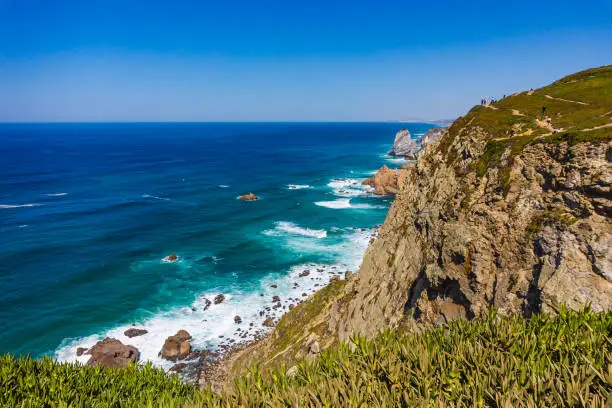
[216,66,612,383]
[338,66,611,338]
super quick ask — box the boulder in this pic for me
[299,270,310,277]
[234,315,242,324]
[86,338,139,368]
[214,294,225,304]
[160,330,192,361]
[76,347,88,357]
[272,295,280,302]
[389,129,418,158]
[124,328,148,338]
[238,193,259,201]
[363,165,400,195]
[201,297,212,311]
[263,317,275,327]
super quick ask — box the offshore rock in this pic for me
[420,127,446,146]
[389,129,418,158]
[86,338,139,368]
[124,328,148,338]
[239,193,259,201]
[363,165,400,195]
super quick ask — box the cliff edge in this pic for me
[212,66,612,385]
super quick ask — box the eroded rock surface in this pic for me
[86,338,139,368]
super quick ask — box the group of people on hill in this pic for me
[480,97,496,105]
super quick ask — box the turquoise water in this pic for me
[0,122,433,367]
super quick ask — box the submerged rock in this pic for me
[238,193,259,201]
[86,338,139,368]
[160,330,192,361]
[124,328,148,338]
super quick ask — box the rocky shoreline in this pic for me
[77,228,381,384]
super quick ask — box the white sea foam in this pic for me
[382,155,408,164]
[265,221,327,239]
[287,184,311,190]
[314,198,382,210]
[327,178,374,197]
[55,227,378,372]
[0,203,42,209]
[142,194,171,201]
[46,193,68,197]
[218,185,229,188]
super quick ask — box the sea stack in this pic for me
[389,129,418,159]
[419,127,446,146]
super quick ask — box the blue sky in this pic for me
[0,0,610,122]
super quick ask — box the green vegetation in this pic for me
[439,65,612,190]
[2,308,610,407]
[526,208,579,234]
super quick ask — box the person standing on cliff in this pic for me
[542,106,547,116]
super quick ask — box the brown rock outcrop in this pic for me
[86,338,139,368]
[160,330,192,361]
[124,328,148,338]
[238,193,259,201]
[363,165,400,195]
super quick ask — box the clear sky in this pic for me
[0,0,610,122]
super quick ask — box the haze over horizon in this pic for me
[1,0,611,123]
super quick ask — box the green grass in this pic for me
[2,308,610,407]
[437,65,612,184]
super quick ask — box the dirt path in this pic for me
[512,109,525,116]
[483,104,498,110]
[581,123,612,132]
[545,94,589,105]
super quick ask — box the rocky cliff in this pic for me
[213,66,612,384]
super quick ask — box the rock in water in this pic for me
[389,129,418,158]
[76,347,88,357]
[86,338,139,368]
[214,294,225,304]
[163,254,178,262]
[263,317,275,327]
[124,328,148,338]
[160,330,192,361]
[363,165,400,195]
[234,315,242,324]
[238,193,259,201]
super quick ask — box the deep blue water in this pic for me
[0,122,433,366]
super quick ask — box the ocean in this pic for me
[0,122,433,369]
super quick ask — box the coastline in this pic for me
[47,124,423,376]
